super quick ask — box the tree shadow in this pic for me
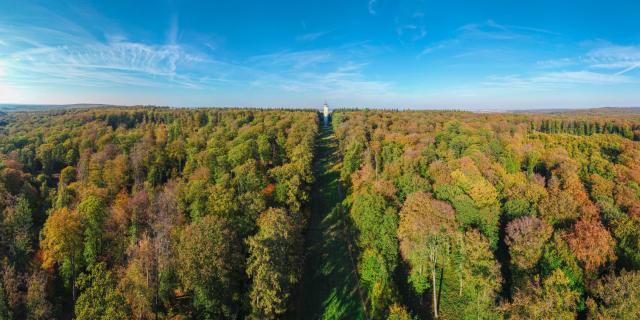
[296,128,366,320]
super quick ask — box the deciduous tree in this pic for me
[177,214,242,319]
[246,208,302,319]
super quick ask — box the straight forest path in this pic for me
[297,124,367,320]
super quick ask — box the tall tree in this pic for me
[77,195,108,267]
[246,208,303,319]
[455,230,502,319]
[118,235,155,320]
[40,207,84,301]
[177,214,242,319]
[75,262,130,320]
[351,192,399,315]
[2,197,34,267]
[398,192,457,319]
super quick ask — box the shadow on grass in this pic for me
[297,128,366,320]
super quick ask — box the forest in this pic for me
[0,106,639,319]
[0,107,317,319]
[333,109,640,319]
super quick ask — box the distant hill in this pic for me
[0,103,111,112]
[2,104,639,115]
[509,107,640,116]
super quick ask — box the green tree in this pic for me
[540,233,586,311]
[387,303,413,320]
[177,215,242,319]
[612,216,640,269]
[2,197,34,266]
[398,192,457,319]
[351,192,399,315]
[77,195,107,266]
[246,208,302,319]
[588,270,640,319]
[454,230,502,320]
[503,269,579,320]
[75,262,130,320]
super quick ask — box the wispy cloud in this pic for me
[535,44,640,76]
[615,62,640,75]
[368,0,376,15]
[3,39,216,89]
[1,5,392,104]
[483,71,632,91]
[420,20,558,58]
[296,31,329,42]
[249,50,333,70]
[536,58,575,68]
[534,71,631,84]
[396,24,427,42]
[244,43,392,101]
[418,39,460,57]
[585,44,640,75]
[167,15,180,45]
[0,7,241,91]
[458,19,554,41]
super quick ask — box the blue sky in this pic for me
[0,0,639,109]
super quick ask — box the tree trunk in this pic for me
[430,249,439,320]
[432,265,438,319]
[71,255,76,303]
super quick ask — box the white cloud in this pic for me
[368,0,376,15]
[536,58,575,68]
[418,39,459,57]
[457,21,524,41]
[586,45,640,74]
[2,7,392,104]
[483,71,631,91]
[4,40,213,88]
[419,20,553,58]
[249,50,332,70]
[396,24,417,36]
[296,31,329,42]
[534,71,630,84]
[167,15,179,45]
[244,44,392,101]
[615,62,640,76]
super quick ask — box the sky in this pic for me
[0,0,639,109]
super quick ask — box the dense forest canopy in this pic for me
[0,106,639,319]
[0,107,317,319]
[332,109,640,319]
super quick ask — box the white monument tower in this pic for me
[322,102,330,126]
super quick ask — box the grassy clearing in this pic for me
[297,127,366,320]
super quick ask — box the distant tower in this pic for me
[323,102,330,126]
